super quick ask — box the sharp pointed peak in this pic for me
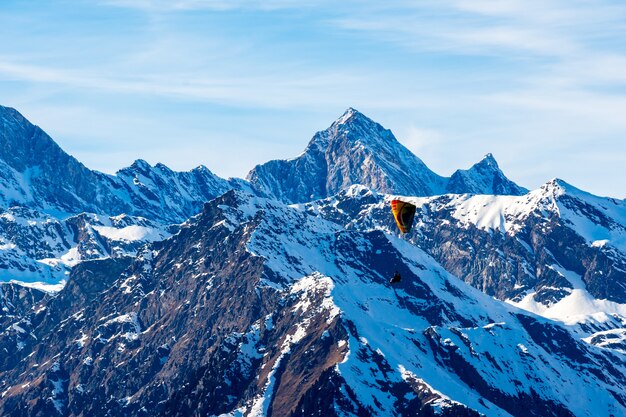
[335,107,371,126]
[125,159,152,172]
[192,164,213,173]
[343,107,360,116]
[545,177,566,187]
[476,153,499,168]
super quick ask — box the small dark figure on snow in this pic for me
[390,271,401,284]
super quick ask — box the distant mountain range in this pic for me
[1,104,625,416]
[0,105,232,224]
[248,108,527,203]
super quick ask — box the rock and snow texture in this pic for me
[303,180,626,357]
[1,190,625,417]
[0,105,231,223]
[0,104,234,287]
[247,108,526,203]
[0,205,169,287]
[446,153,528,195]
[0,104,526,288]
[2,102,626,416]
[247,108,448,203]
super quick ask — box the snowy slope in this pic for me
[301,182,626,354]
[0,104,234,288]
[0,205,169,289]
[2,190,624,416]
[231,193,625,416]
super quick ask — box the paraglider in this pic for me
[391,199,416,234]
[389,199,417,284]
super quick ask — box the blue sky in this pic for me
[1,0,625,198]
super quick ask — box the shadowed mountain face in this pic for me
[1,191,624,417]
[247,108,526,204]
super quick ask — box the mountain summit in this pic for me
[247,108,448,203]
[247,108,525,203]
[446,153,528,195]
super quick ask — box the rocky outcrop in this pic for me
[247,108,449,203]
[0,205,169,285]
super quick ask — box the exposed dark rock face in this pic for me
[0,191,624,416]
[0,283,45,326]
[304,183,626,306]
[2,103,626,416]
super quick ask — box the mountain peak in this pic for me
[131,159,151,170]
[480,153,498,167]
[335,107,365,125]
[0,104,21,120]
[541,178,583,197]
[247,108,446,203]
[446,153,527,195]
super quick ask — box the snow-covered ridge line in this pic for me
[300,182,626,349]
[383,178,626,251]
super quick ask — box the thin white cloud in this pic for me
[0,58,376,109]
[97,0,328,11]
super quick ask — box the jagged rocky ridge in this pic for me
[247,108,527,204]
[1,191,625,417]
[446,153,527,196]
[1,105,525,288]
[0,104,244,285]
[0,105,232,223]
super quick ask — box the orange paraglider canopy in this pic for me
[391,199,417,233]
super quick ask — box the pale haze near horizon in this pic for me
[1,1,625,198]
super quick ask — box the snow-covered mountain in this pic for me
[0,104,237,287]
[446,153,528,195]
[302,180,626,354]
[247,108,447,202]
[0,105,231,223]
[1,190,625,417]
[2,103,626,416]
[0,105,528,290]
[247,108,526,203]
